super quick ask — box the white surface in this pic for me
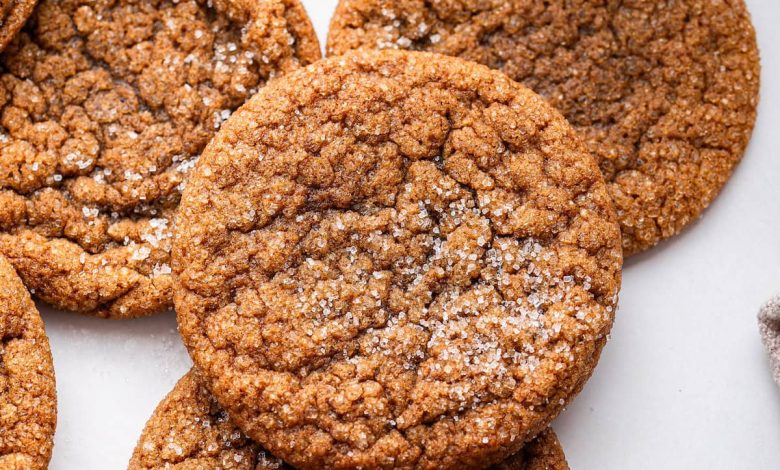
[41,0,780,468]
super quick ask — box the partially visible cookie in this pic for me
[129,370,569,470]
[498,428,568,470]
[328,0,761,255]
[0,0,321,319]
[0,0,35,52]
[129,370,285,470]
[175,50,622,469]
[0,254,56,470]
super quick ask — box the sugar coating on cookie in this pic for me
[175,50,621,468]
[328,0,761,255]
[0,0,320,318]
[129,370,287,470]
[0,255,56,470]
[0,0,36,53]
[130,370,569,470]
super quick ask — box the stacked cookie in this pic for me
[0,0,760,469]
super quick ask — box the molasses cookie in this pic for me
[0,254,56,470]
[328,0,761,255]
[0,0,35,53]
[129,370,569,470]
[0,0,320,318]
[174,50,621,469]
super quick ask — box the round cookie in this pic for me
[129,370,569,470]
[0,255,56,470]
[0,0,321,319]
[0,0,35,53]
[328,0,761,256]
[174,50,622,469]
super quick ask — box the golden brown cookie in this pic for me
[0,0,321,319]
[328,0,761,255]
[0,254,56,470]
[129,370,569,470]
[174,49,621,469]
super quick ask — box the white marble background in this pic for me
[44,0,780,468]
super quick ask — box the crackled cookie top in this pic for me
[0,255,56,470]
[175,50,621,469]
[0,0,35,53]
[130,370,569,470]
[0,0,320,319]
[328,0,761,255]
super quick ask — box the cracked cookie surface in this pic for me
[0,0,320,318]
[0,254,56,470]
[129,370,568,470]
[328,0,761,255]
[175,50,621,469]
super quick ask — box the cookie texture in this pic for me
[129,370,288,470]
[175,50,622,469]
[0,0,320,319]
[0,255,56,470]
[496,428,568,470]
[129,370,569,470]
[328,0,761,255]
[0,0,35,53]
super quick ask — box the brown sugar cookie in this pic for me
[0,0,35,53]
[174,49,622,469]
[328,0,761,256]
[0,255,56,470]
[0,0,321,319]
[129,370,568,470]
